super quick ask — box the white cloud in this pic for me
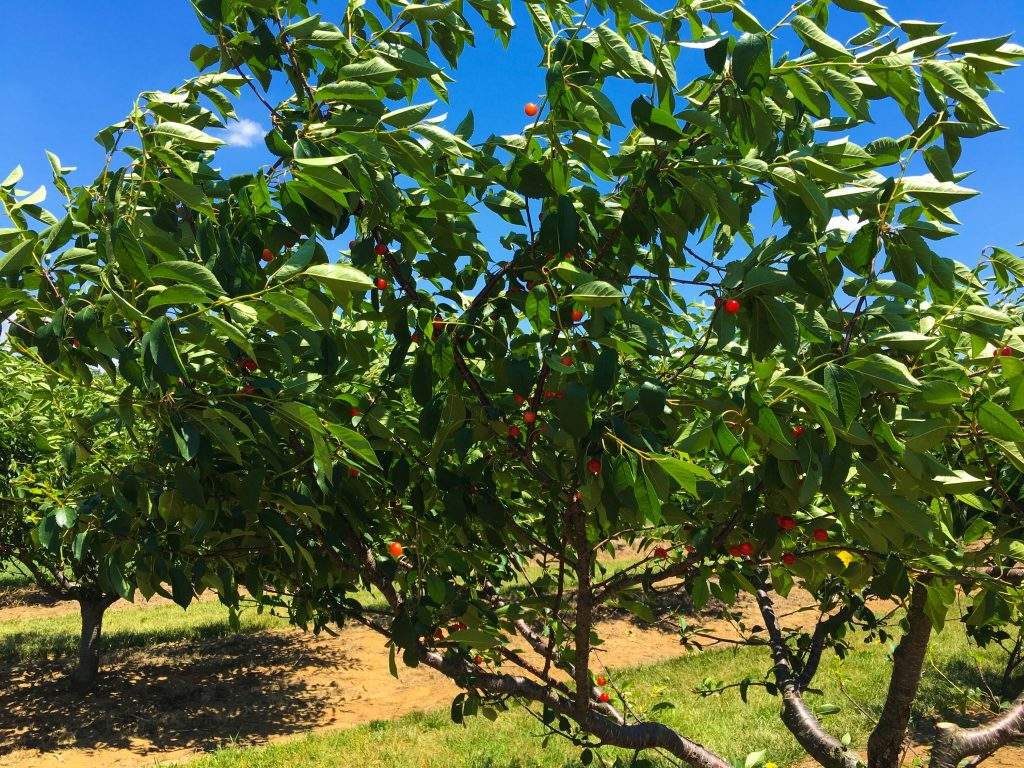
[222,118,264,148]
[827,214,867,236]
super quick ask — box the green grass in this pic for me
[0,559,35,589]
[0,598,285,663]
[175,621,1012,768]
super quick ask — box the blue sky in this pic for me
[3,1,1024,268]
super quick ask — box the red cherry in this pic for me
[596,675,607,686]
[433,316,445,333]
[782,553,797,567]
[556,391,565,399]
[1000,346,1014,357]
[508,425,522,439]
[723,298,741,315]
[412,332,423,344]
[685,544,696,554]
[571,308,584,322]
[434,628,445,640]
[474,655,484,665]
[813,528,829,542]
[728,545,742,557]
[348,467,360,478]
[350,406,361,418]
[239,357,257,372]
[791,425,805,439]
[513,393,526,405]
[241,384,257,395]
[598,692,610,703]
[524,102,539,117]
[586,457,601,476]
[388,541,404,558]
[653,546,669,559]
[778,516,797,532]
[544,390,557,400]
[451,621,467,632]
[572,491,583,503]
[375,243,388,256]
[70,338,80,349]
[561,355,574,367]
[349,240,358,249]
[374,277,387,290]
[524,410,537,425]
[738,542,754,557]
[261,247,275,262]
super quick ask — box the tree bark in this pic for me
[755,585,861,768]
[70,595,112,690]
[867,582,932,768]
[928,692,1024,768]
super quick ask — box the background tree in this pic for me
[3,0,1024,765]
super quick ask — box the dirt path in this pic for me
[2,584,1021,768]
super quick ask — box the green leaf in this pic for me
[567,281,623,307]
[151,260,225,296]
[554,383,591,440]
[847,354,921,392]
[921,60,998,123]
[325,423,381,468]
[733,33,770,91]
[304,263,374,291]
[381,102,436,129]
[160,178,217,219]
[151,122,224,150]
[791,16,853,61]
[978,401,1024,442]
[772,375,835,413]
[315,81,382,102]
[262,291,323,329]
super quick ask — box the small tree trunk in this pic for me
[70,595,109,690]
[867,583,932,768]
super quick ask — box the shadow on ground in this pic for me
[0,631,347,758]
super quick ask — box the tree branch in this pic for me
[929,692,1024,768]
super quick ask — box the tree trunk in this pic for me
[928,692,1024,768]
[867,583,932,768]
[70,595,110,690]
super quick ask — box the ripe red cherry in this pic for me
[782,552,797,567]
[685,544,696,554]
[653,546,669,559]
[350,406,361,418]
[508,425,522,439]
[451,621,467,632]
[738,542,754,557]
[524,102,539,117]
[474,655,484,665]
[412,332,423,344]
[728,545,742,557]
[241,384,257,395]
[571,308,584,322]
[375,243,388,256]
[375,277,388,290]
[586,457,601,476]
[596,675,607,686]
[70,338,80,349]
[778,515,797,532]
[813,528,829,542]
[261,247,275,262]
[791,425,805,439]
[561,355,574,367]
[513,393,526,405]
[723,298,741,315]
[572,491,583,503]
[348,467,360,478]
[388,541,404,558]
[524,410,537,425]
[1000,346,1014,357]
[598,692,610,703]
[433,316,445,333]
[239,357,257,372]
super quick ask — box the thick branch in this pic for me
[867,582,931,768]
[755,585,860,768]
[929,693,1024,768]
[798,604,856,691]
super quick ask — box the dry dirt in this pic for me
[1,585,1022,768]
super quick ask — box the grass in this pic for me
[0,560,35,589]
[174,620,1014,768]
[0,598,286,663]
